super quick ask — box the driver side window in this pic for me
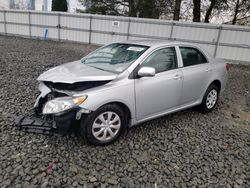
[141,47,177,73]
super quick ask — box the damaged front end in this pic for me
[16,109,79,135]
[15,60,117,135]
[16,80,109,135]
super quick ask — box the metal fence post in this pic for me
[89,15,92,44]
[28,11,31,38]
[3,10,7,35]
[170,21,175,40]
[214,26,222,57]
[58,13,61,41]
[126,18,131,40]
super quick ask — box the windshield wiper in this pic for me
[110,60,123,64]
[86,64,118,74]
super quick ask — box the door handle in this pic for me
[173,74,182,80]
[205,68,211,72]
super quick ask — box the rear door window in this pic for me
[179,47,207,67]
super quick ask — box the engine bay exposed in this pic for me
[34,80,111,116]
[43,80,111,92]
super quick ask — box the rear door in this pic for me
[178,46,211,105]
[135,47,183,121]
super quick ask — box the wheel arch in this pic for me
[100,101,132,122]
[80,101,132,145]
[209,79,221,92]
[199,79,222,105]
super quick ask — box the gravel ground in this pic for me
[0,35,249,188]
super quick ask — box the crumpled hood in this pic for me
[37,60,117,83]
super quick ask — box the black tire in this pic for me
[80,104,128,146]
[199,84,219,113]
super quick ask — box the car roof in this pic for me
[121,39,186,47]
[119,39,213,59]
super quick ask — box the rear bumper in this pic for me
[220,72,228,94]
[15,109,79,135]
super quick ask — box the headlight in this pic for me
[42,96,87,115]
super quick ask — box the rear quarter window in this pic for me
[180,47,207,67]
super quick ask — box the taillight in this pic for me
[226,63,230,71]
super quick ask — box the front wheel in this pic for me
[80,104,127,146]
[199,84,219,113]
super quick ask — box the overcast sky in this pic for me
[0,0,9,9]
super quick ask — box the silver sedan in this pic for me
[32,40,228,145]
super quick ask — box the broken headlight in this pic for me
[42,96,87,115]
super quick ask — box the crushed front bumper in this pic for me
[17,82,89,136]
[15,109,80,135]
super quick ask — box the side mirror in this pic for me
[137,67,156,77]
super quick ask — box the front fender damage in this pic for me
[16,80,109,136]
[34,82,51,108]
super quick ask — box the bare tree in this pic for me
[173,0,182,20]
[81,0,164,18]
[204,0,216,22]
[232,0,240,24]
[204,0,229,23]
[128,0,137,17]
[230,0,250,25]
[52,0,68,12]
[193,0,201,22]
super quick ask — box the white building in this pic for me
[0,0,9,9]
[0,0,83,12]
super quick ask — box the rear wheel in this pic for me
[199,84,219,113]
[80,104,127,146]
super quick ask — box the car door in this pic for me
[178,46,211,105]
[135,47,183,121]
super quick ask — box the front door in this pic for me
[135,47,183,121]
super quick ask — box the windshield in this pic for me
[81,43,149,73]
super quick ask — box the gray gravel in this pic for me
[0,35,250,187]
